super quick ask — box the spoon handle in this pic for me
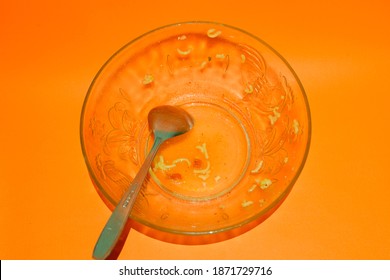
[93,137,164,259]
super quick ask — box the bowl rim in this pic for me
[80,20,312,236]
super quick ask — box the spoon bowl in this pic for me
[92,105,193,259]
[148,105,194,140]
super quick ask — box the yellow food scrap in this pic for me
[153,156,176,171]
[142,74,154,85]
[172,158,191,166]
[198,174,210,181]
[200,60,208,69]
[177,47,192,56]
[214,175,221,182]
[256,178,272,190]
[215,53,226,59]
[250,160,263,174]
[293,119,300,135]
[177,35,187,40]
[268,107,281,125]
[207,28,222,38]
[196,143,209,159]
[259,199,266,206]
[244,83,254,94]
[248,184,257,193]
[241,200,254,208]
[241,54,246,63]
[194,164,211,180]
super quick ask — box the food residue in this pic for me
[293,119,300,135]
[196,143,209,159]
[259,199,266,206]
[177,47,192,56]
[142,74,154,85]
[207,28,222,38]
[153,155,177,171]
[244,83,254,94]
[256,178,272,190]
[193,158,203,168]
[152,142,214,183]
[248,184,257,193]
[193,160,211,174]
[198,174,210,181]
[167,173,183,180]
[193,157,211,181]
[241,54,246,63]
[248,178,273,192]
[268,107,281,125]
[172,158,191,166]
[200,60,208,69]
[250,160,263,174]
[241,200,254,208]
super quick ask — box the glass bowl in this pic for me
[80,22,311,244]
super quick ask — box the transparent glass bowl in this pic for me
[80,22,311,244]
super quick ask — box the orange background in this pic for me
[1,0,390,260]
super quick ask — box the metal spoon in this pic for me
[93,105,194,259]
